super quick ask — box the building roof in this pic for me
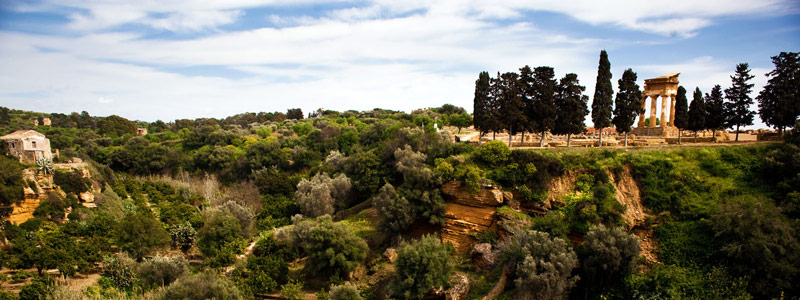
[644,73,680,84]
[0,130,46,140]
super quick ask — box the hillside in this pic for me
[0,107,799,300]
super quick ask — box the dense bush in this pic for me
[476,140,510,165]
[295,172,351,217]
[53,168,90,195]
[136,255,188,289]
[289,215,367,277]
[157,272,243,300]
[115,212,170,260]
[0,155,25,206]
[711,196,799,298]
[102,253,138,290]
[579,224,641,296]
[329,282,363,300]
[499,230,579,300]
[394,235,453,300]
[168,222,197,252]
[372,183,414,235]
[197,210,245,265]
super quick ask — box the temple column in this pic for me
[669,94,676,126]
[638,94,648,127]
[660,94,668,128]
[649,95,658,127]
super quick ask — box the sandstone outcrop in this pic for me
[440,182,504,254]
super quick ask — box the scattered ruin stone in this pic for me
[383,248,397,263]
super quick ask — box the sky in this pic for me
[0,1,798,128]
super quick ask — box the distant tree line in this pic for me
[473,51,800,145]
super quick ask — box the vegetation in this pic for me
[394,235,454,300]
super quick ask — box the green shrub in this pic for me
[0,155,25,206]
[115,212,170,260]
[476,140,510,165]
[395,235,454,300]
[329,282,363,300]
[168,222,196,252]
[136,255,188,289]
[102,253,138,290]
[197,210,245,265]
[280,280,304,300]
[498,230,578,300]
[53,168,90,195]
[157,272,243,300]
[291,215,367,277]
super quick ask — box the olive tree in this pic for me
[394,235,454,300]
[499,230,579,300]
[579,224,641,296]
[295,173,351,217]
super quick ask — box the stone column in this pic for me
[669,94,676,127]
[638,94,648,127]
[660,94,668,128]
[649,95,658,127]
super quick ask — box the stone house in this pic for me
[1,130,53,164]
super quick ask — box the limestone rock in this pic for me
[470,243,496,271]
[79,191,95,203]
[383,248,397,263]
[446,273,470,300]
[441,182,503,207]
[441,203,496,254]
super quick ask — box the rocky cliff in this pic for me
[440,182,504,254]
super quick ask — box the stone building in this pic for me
[631,73,680,137]
[1,130,53,164]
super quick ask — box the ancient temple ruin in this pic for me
[631,73,680,137]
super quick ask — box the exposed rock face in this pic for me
[470,243,496,271]
[446,272,470,300]
[441,182,503,207]
[7,171,54,225]
[440,182,503,254]
[607,166,646,228]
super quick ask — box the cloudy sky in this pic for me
[0,0,798,127]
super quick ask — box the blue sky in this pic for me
[0,0,798,128]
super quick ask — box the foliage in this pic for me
[499,229,579,300]
[280,280,304,300]
[290,215,368,277]
[448,113,472,133]
[592,50,614,130]
[136,255,188,289]
[102,253,138,290]
[394,235,453,300]
[168,222,196,252]
[704,85,726,133]
[552,73,589,137]
[579,224,641,296]
[673,86,690,130]
[197,209,245,266]
[473,71,495,135]
[295,172,351,217]
[329,282,363,300]
[97,115,137,137]
[157,272,243,300]
[687,87,706,133]
[253,167,294,196]
[758,51,800,132]
[115,212,170,260]
[711,196,799,298]
[287,108,304,120]
[612,68,642,134]
[476,140,510,165]
[0,155,24,206]
[372,183,414,235]
[723,63,756,140]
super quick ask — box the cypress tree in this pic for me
[553,73,589,147]
[687,87,706,141]
[473,71,491,143]
[498,72,526,147]
[611,68,642,147]
[591,50,614,147]
[489,73,504,140]
[705,85,725,141]
[723,63,756,142]
[519,66,535,146]
[757,52,800,135]
[672,86,689,144]
[531,66,558,147]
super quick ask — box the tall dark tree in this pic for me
[518,66,535,146]
[488,72,505,140]
[530,66,558,147]
[758,52,800,135]
[672,86,689,144]
[0,106,10,125]
[705,85,725,141]
[611,68,642,147]
[473,71,492,142]
[687,87,706,141]
[286,108,304,120]
[724,63,756,142]
[498,72,526,147]
[591,50,614,147]
[553,73,589,147]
